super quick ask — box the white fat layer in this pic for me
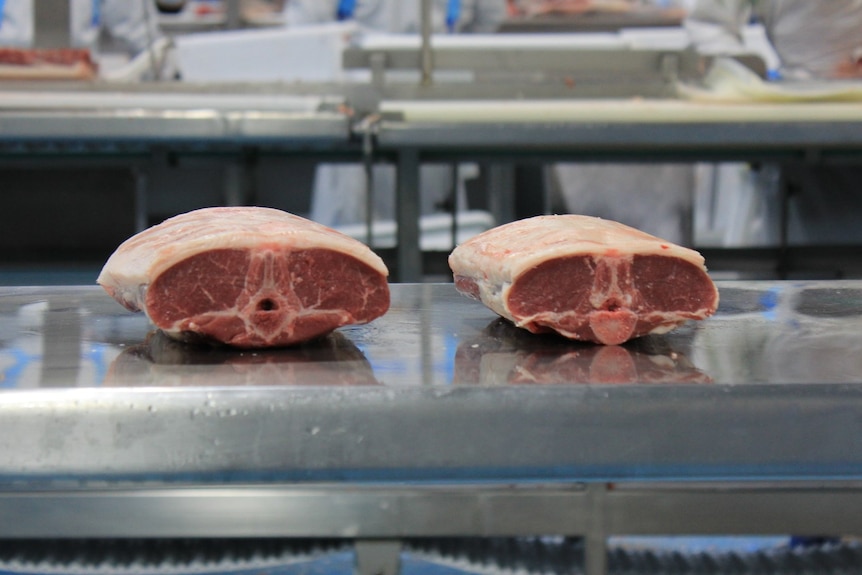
[97,206,388,313]
[449,214,705,287]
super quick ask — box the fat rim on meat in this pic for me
[448,214,719,345]
[97,206,390,348]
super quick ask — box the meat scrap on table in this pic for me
[0,48,97,80]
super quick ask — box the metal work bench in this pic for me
[0,85,353,155]
[372,99,862,280]
[0,84,357,242]
[2,281,862,574]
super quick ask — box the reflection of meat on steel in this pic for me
[454,319,712,385]
[104,330,379,387]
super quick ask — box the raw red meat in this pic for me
[448,215,719,345]
[98,207,390,348]
[0,48,97,80]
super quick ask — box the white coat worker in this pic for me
[686,1,862,81]
[285,0,505,34]
[0,0,162,57]
[686,0,862,246]
[550,1,695,246]
[284,0,507,231]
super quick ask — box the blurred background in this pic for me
[2,0,861,283]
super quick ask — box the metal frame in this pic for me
[344,45,703,81]
[2,281,862,574]
[374,117,862,280]
[0,110,350,146]
[2,482,861,575]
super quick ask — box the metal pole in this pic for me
[33,0,71,48]
[585,484,608,575]
[355,540,401,575]
[486,164,516,225]
[225,0,243,29]
[133,168,149,232]
[363,122,376,248]
[778,164,792,280]
[396,149,422,282]
[450,163,459,249]
[420,0,434,86]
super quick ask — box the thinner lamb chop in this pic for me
[448,215,718,345]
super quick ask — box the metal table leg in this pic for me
[585,484,608,575]
[484,163,516,226]
[355,540,402,575]
[396,149,422,282]
[133,167,149,232]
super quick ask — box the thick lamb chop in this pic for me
[448,215,718,345]
[98,207,390,348]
